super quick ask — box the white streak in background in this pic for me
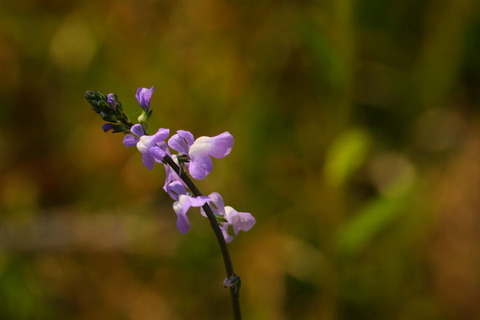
[0,207,178,254]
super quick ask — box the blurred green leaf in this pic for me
[335,181,416,258]
[324,127,371,187]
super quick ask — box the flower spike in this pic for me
[86,86,254,320]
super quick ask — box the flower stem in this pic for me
[163,155,242,320]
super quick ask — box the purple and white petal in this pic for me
[201,192,226,217]
[186,132,233,179]
[173,195,211,233]
[188,154,213,180]
[173,196,191,234]
[225,206,255,235]
[166,181,187,201]
[123,134,139,147]
[168,130,194,154]
[189,132,234,159]
[208,192,226,215]
[137,128,169,152]
[221,225,234,243]
[137,136,152,154]
[134,128,170,169]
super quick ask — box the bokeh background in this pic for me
[1,0,480,319]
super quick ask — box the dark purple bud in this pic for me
[102,123,115,132]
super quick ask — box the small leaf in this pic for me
[215,215,228,223]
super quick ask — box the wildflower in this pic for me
[123,124,169,169]
[223,206,256,242]
[202,192,255,242]
[168,130,234,180]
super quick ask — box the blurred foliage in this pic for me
[1,0,480,319]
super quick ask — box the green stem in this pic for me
[163,155,242,320]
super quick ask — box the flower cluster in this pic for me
[85,86,255,242]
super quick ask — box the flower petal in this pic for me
[137,128,169,154]
[189,132,234,159]
[130,124,144,137]
[221,226,234,243]
[201,192,225,217]
[208,192,226,215]
[188,195,211,207]
[186,132,233,179]
[123,134,139,147]
[151,128,170,144]
[168,130,194,154]
[166,181,187,201]
[142,152,155,170]
[173,199,191,234]
[136,128,170,166]
[163,155,182,193]
[173,195,210,233]
[225,206,256,235]
[156,141,170,156]
[150,146,167,162]
[188,153,213,180]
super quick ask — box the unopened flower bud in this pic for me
[107,93,117,111]
[138,112,148,124]
[136,86,154,111]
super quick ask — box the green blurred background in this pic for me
[1,0,480,319]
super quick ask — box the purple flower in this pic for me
[136,86,154,110]
[223,206,255,242]
[202,192,255,242]
[123,124,169,169]
[166,181,211,233]
[168,130,234,180]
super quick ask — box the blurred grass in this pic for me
[1,0,480,319]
